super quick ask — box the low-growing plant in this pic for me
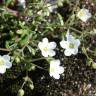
[0,0,96,96]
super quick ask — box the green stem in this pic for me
[69,27,82,34]
[21,81,26,89]
[31,57,48,62]
[82,46,90,60]
[31,63,48,71]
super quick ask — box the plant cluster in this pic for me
[0,0,96,96]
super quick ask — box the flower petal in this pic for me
[85,9,92,17]
[53,73,60,79]
[64,49,72,56]
[48,50,56,57]
[42,51,49,57]
[49,42,56,49]
[58,66,64,74]
[79,17,88,22]
[71,48,78,55]
[60,40,69,49]
[5,61,12,69]
[50,59,60,66]
[38,42,43,49]
[38,38,49,50]
[49,71,53,77]
[42,38,48,44]
[0,66,6,74]
[3,55,10,61]
[75,39,80,47]
[87,12,92,18]
[66,33,74,41]
[38,42,48,49]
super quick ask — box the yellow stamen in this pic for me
[0,58,5,65]
[43,47,48,52]
[69,43,75,48]
[79,11,85,17]
[50,67,55,72]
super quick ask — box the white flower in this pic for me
[18,0,26,8]
[49,59,64,79]
[0,55,12,74]
[38,38,56,57]
[77,8,92,22]
[60,32,80,56]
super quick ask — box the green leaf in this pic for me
[6,41,10,49]
[57,13,64,26]
[25,63,36,71]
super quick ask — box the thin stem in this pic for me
[69,27,82,34]
[31,57,48,62]
[31,63,48,71]
[17,81,26,96]
[0,48,10,52]
[82,46,90,60]
[23,58,48,71]
[21,81,26,89]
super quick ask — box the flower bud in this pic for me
[92,62,96,69]
[18,89,24,96]
[29,84,34,90]
[15,57,20,63]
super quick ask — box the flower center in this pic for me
[50,67,55,73]
[43,47,48,52]
[0,58,5,65]
[79,11,85,17]
[69,43,75,48]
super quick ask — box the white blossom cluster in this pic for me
[37,7,92,79]
[38,31,81,79]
